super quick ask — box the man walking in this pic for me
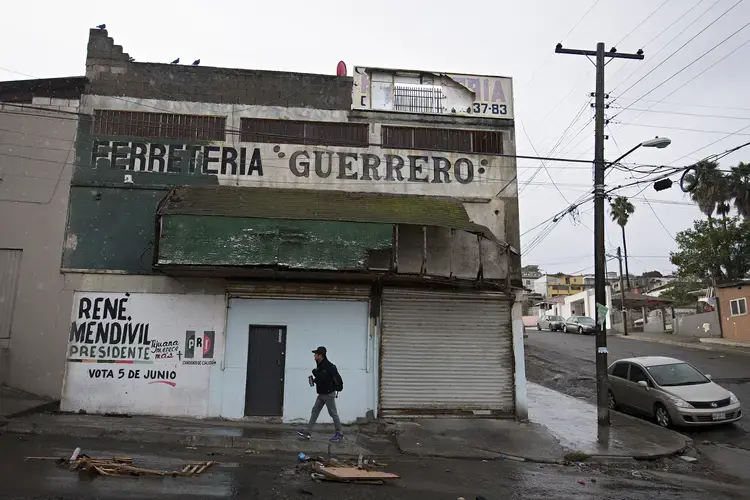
[297,346,344,442]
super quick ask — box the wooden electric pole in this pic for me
[555,42,643,427]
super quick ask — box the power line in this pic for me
[614,0,673,46]
[613,20,749,114]
[612,120,750,136]
[611,0,732,97]
[613,106,750,121]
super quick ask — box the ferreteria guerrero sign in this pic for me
[90,140,496,185]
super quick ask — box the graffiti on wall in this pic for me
[89,140,490,185]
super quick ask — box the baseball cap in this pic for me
[312,346,327,355]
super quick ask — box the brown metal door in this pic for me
[244,325,286,416]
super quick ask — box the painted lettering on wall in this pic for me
[151,340,181,360]
[91,140,263,176]
[89,140,487,184]
[67,292,153,362]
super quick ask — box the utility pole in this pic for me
[617,247,628,336]
[555,42,643,427]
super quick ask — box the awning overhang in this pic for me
[154,186,509,277]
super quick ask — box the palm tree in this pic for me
[729,162,750,218]
[609,196,635,289]
[689,160,729,224]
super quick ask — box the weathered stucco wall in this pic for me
[0,101,78,397]
[61,291,226,417]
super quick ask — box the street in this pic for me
[525,330,750,450]
[0,433,746,499]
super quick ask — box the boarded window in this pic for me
[382,126,502,154]
[93,110,226,141]
[240,118,368,147]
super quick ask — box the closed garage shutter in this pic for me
[380,288,514,417]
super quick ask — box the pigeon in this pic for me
[192,59,200,66]
[96,24,106,30]
[170,58,180,64]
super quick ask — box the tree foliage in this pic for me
[670,216,750,282]
[660,279,706,306]
[642,270,663,278]
[609,196,635,226]
[689,160,750,219]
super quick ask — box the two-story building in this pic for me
[534,274,585,298]
[47,29,526,422]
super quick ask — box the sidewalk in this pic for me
[0,385,59,419]
[1,383,688,463]
[395,383,688,462]
[614,331,750,356]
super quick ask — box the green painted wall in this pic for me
[158,215,393,270]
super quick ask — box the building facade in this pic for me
[0,77,86,396]
[52,29,525,422]
[533,274,585,298]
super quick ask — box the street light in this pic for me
[607,136,672,167]
[594,135,671,428]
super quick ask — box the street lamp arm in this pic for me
[607,143,642,168]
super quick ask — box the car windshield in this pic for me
[578,317,595,325]
[646,363,709,387]
[548,316,563,321]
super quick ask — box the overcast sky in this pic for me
[2,0,749,276]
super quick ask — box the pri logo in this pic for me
[185,331,215,359]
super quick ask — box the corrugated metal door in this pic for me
[380,288,514,416]
[0,249,22,339]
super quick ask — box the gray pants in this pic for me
[307,393,342,433]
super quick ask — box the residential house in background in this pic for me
[0,77,86,397]
[716,281,750,342]
[534,273,585,298]
[27,29,525,421]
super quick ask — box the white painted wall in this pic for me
[511,290,528,420]
[61,292,226,416]
[217,298,375,424]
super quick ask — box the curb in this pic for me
[4,400,60,419]
[614,335,750,356]
[1,422,369,458]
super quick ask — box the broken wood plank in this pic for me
[318,467,399,480]
[24,456,63,461]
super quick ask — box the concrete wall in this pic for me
[0,101,78,397]
[219,298,375,423]
[673,311,721,338]
[61,291,226,417]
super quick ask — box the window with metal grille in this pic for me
[240,118,368,147]
[382,126,503,154]
[93,110,226,141]
[393,84,444,114]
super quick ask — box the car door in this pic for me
[608,361,630,408]
[627,363,657,415]
[539,316,548,330]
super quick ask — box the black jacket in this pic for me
[312,358,339,395]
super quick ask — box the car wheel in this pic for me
[537,324,541,331]
[608,390,617,410]
[578,326,583,335]
[654,403,672,428]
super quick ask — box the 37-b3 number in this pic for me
[473,103,507,115]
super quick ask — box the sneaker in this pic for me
[329,432,344,442]
[296,429,311,439]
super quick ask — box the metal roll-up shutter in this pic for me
[380,288,514,417]
[226,282,371,300]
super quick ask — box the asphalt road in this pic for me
[525,329,750,450]
[0,433,745,499]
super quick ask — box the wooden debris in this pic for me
[27,455,217,478]
[312,465,399,485]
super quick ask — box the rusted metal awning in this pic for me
[157,185,499,243]
[611,291,673,308]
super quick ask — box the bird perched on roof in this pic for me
[96,24,106,30]
[192,59,200,66]
[170,58,180,64]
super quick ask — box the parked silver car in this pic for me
[607,356,742,428]
[563,316,596,334]
[537,315,564,331]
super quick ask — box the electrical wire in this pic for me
[611,0,735,97]
[612,23,750,118]
[642,195,676,240]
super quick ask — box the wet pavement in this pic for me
[525,329,750,451]
[0,385,58,418]
[0,433,745,499]
[528,383,687,458]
